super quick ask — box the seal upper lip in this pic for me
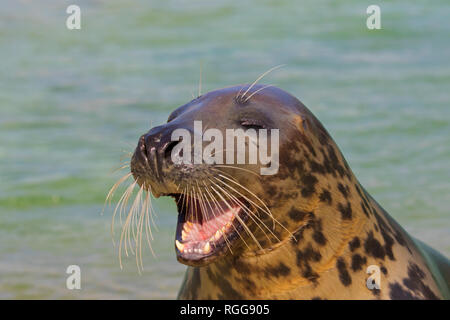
[169,193,249,265]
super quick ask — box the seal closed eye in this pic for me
[123,84,449,300]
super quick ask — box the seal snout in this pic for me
[131,124,179,190]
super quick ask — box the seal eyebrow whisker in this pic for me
[238,64,285,101]
[198,62,203,97]
[243,84,275,103]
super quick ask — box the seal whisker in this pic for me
[243,84,275,103]
[210,184,263,251]
[136,189,145,273]
[146,188,158,244]
[118,181,138,269]
[213,180,280,244]
[212,165,261,178]
[239,65,285,101]
[145,188,157,241]
[214,174,293,238]
[111,162,130,174]
[111,179,136,244]
[214,174,273,218]
[210,178,276,245]
[104,172,132,215]
[200,181,251,251]
[127,185,143,257]
[198,62,203,97]
[202,184,236,254]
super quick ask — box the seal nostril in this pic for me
[138,135,148,160]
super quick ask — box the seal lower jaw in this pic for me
[168,193,250,267]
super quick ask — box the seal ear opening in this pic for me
[293,115,308,133]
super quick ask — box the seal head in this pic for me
[130,84,318,266]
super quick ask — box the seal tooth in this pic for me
[214,230,221,240]
[181,230,188,240]
[203,242,211,254]
[175,240,184,252]
[184,222,192,231]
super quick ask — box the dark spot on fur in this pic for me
[364,231,385,260]
[266,184,278,197]
[313,230,327,246]
[265,262,291,278]
[402,262,439,300]
[300,174,318,198]
[206,267,243,300]
[380,266,388,275]
[240,277,256,295]
[288,207,310,222]
[310,218,327,246]
[379,227,395,260]
[371,287,381,297]
[319,189,332,205]
[337,202,352,220]
[389,282,417,300]
[349,237,360,252]
[310,160,326,174]
[303,138,317,157]
[351,254,367,272]
[291,227,305,245]
[234,260,251,274]
[360,201,370,217]
[336,258,352,286]
[296,244,322,282]
[327,146,346,178]
[337,183,349,198]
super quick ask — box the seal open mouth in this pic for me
[168,193,249,265]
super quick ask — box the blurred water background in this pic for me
[0,0,449,299]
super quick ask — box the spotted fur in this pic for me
[148,85,450,300]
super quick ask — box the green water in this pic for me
[0,0,449,299]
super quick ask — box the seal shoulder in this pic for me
[412,238,450,299]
